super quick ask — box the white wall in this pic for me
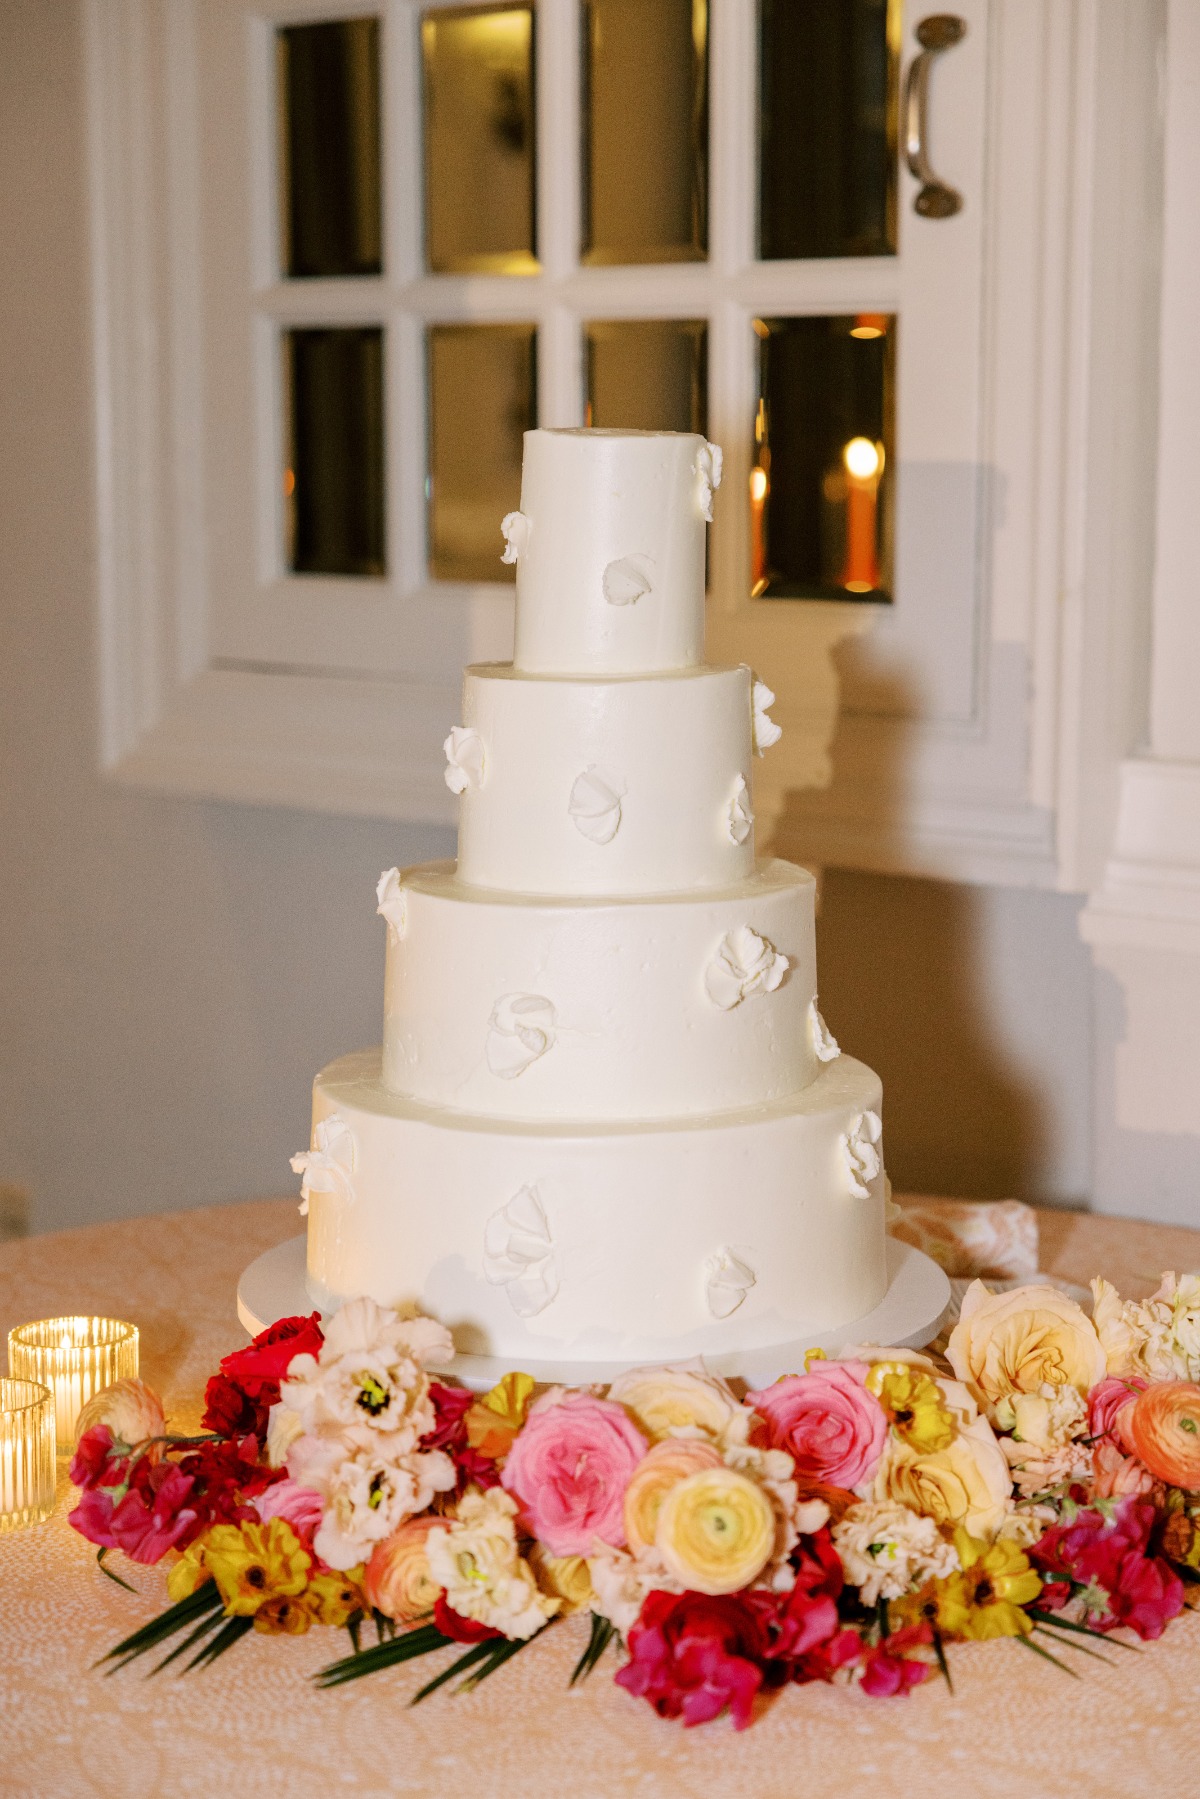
[0,0,455,1235]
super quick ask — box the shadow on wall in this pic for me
[815,868,1049,1201]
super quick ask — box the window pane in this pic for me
[585,319,706,434]
[422,6,537,275]
[285,328,386,577]
[428,324,535,581]
[583,0,707,264]
[277,19,382,279]
[759,0,898,260]
[753,314,894,601]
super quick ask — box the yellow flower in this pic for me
[203,1518,311,1617]
[623,1439,723,1554]
[252,1594,317,1635]
[866,1362,955,1454]
[947,1281,1105,1411]
[875,1412,1012,1540]
[465,1371,536,1460]
[166,1539,211,1603]
[894,1530,1040,1642]
[306,1568,367,1628]
[655,1468,775,1595]
[528,1544,595,1616]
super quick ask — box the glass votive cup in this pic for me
[8,1316,139,1448]
[0,1379,56,1529]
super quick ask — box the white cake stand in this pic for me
[238,1234,952,1392]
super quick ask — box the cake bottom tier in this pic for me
[303,1049,888,1363]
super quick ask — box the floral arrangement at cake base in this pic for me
[70,1273,1200,1729]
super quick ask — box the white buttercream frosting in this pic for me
[291,1115,356,1217]
[808,1000,840,1062]
[704,925,789,1010]
[695,440,724,522]
[375,867,407,938]
[841,1110,883,1198]
[727,774,753,846]
[443,725,486,795]
[602,554,652,607]
[486,993,557,1079]
[500,510,530,564]
[568,766,625,844]
[705,1247,756,1319]
[482,1185,559,1317]
[752,680,782,755]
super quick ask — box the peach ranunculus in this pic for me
[364,1515,442,1623]
[1126,1382,1200,1490]
[623,1438,724,1554]
[654,1467,776,1595]
[946,1281,1105,1412]
[75,1379,166,1453]
[501,1392,648,1557]
[875,1403,1012,1540]
[746,1361,887,1489]
[606,1364,748,1447]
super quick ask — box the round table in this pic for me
[2,1196,1198,1799]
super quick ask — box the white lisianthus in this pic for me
[832,1501,961,1606]
[426,1488,559,1641]
[587,1544,682,1634]
[280,1296,453,1453]
[288,1432,455,1571]
[265,1401,304,1469]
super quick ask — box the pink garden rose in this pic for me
[747,1362,887,1489]
[1088,1374,1148,1450]
[501,1393,648,1556]
[253,1477,324,1544]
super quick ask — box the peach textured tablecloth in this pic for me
[2,1196,1199,1799]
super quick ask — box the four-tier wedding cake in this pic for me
[292,428,890,1374]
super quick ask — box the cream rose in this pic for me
[606,1363,748,1445]
[874,1412,1012,1540]
[946,1281,1105,1410]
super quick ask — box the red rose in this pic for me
[201,1312,324,1439]
[615,1591,772,1730]
[433,1592,502,1644]
[179,1436,281,1529]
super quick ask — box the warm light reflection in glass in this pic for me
[0,1380,55,1530]
[8,1316,139,1448]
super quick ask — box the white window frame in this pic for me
[88,0,1132,889]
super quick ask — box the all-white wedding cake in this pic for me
[293,428,890,1370]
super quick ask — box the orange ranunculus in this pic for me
[364,1515,442,1623]
[1126,1382,1200,1490]
[623,1439,723,1555]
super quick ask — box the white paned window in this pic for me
[91,1,1100,882]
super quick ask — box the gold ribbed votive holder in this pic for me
[8,1316,139,1448]
[0,1379,56,1528]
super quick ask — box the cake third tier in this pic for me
[381,857,826,1121]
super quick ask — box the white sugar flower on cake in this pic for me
[290,1115,356,1216]
[704,925,789,1009]
[840,1110,883,1197]
[694,440,724,521]
[705,1247,756,1319]
[727,774,753,845]
[486,993,557,1078]
[752,680,782,755]
[482,1185,559,1317]
[602,554,653,607]
[568,766,625,844]
[808,999,840,1061]
[375,867,407,938]
[443,725,486,794]
[499,509,530,564]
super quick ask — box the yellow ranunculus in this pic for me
[947,1281,1105,1411]
[655,1468,775,1595]
[875,1413,1012,1541]
[528,1543,595,1616]
[623,1439,724,1554]
[866,1362,955,1454]
[203,1518,311,1617]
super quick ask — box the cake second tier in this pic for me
[382,858,825,1120]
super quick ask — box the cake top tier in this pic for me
[506,428,722,677]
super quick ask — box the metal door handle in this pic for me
[902,14,966,218]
